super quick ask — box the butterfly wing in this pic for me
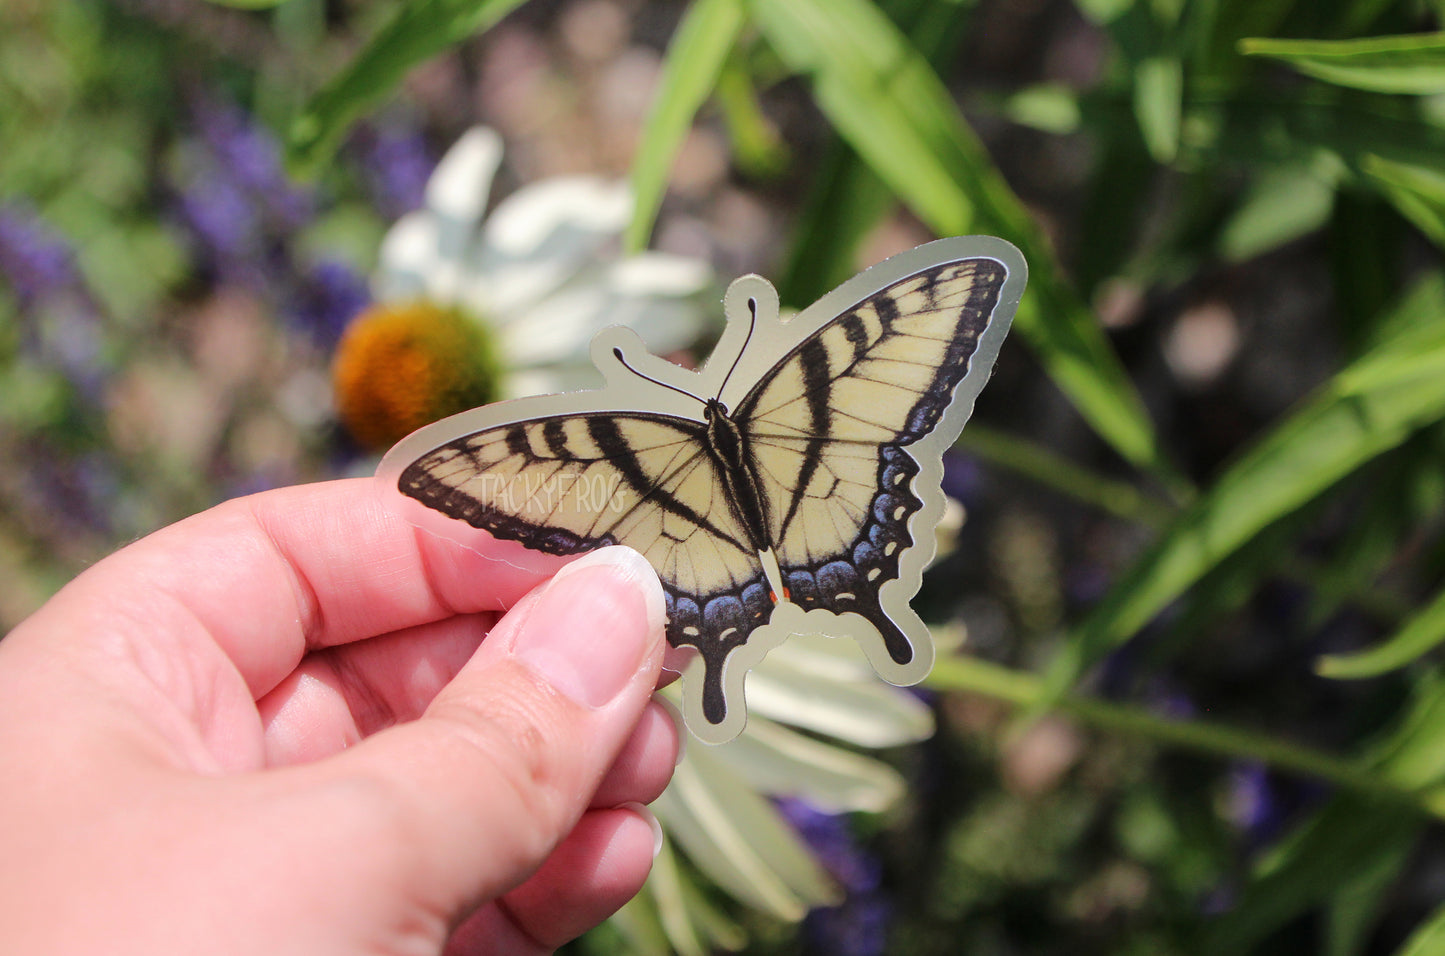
[398,412,775,709]
[734,258,1008,668]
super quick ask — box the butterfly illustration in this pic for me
[379,236,1025,742]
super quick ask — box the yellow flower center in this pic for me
[332,300,500,450]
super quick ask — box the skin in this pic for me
[0,478,680,955]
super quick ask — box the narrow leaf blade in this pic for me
[623,0,746,252]
[749,0,1183,487]
[1241,33,1445,94]
[287,0,526,175]
[1319,586,1445,679]
[1043,275,1445,700]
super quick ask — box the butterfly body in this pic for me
[383,236,1026,742]
[700,397,774,557]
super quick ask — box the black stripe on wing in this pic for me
[894,261,1006,443]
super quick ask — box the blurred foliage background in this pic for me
[11,0,1445,952]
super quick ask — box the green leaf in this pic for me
[749,0,1184,489]
[1074,0,1136,24]
[1134,55,1183,162]
[1319,583,1445,680]
[1041,273,1445,703]
[1003,83,1083,135]
[1396,903,1445,956]
[1218,161,1338,261]
[1375,670,1445,794]
[776,0,971,309]
[1324,827,1415,956]
[1329,190,1404,351]
[286,0,526,176]
[1301,435,1444,630]
[1362,153,1445,251]
[1241,33,1445,95]
[715,58,789,180]
[1205,89,1445,188]
[623,0,745,252]
[774,141,895,309]
[1201,796,1420,955]
[957,424,1174,527]
[199,0,289,7]
[926,655,1421,802]
[1204,671,1445,952]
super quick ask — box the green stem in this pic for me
[957,424,1177,528]
[925,656,1431,812]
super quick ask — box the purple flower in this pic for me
[941,451,984,507]
[777,798,881,893]
[1225,760,1282,850]
[176,169,263,280]
[0,205,78,305]
[354,122,433,219]
[39,303,110,403]
[803,895,891,956]
[194,97,312,227]
[777,797,891,956]
[172,92,319,286]
[290,258,371,349]
[24,447,121,537]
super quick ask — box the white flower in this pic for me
[618,631,940,952]
[374,126,716,398]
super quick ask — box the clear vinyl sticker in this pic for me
[378,236,1027,744]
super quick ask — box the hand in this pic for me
[0,478,679,955]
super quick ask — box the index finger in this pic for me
[21,478,569,697]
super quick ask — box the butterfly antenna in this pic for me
[717,297,758,399]
[611,348,706,407]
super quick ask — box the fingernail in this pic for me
[620,801,664,859]
[511,547,665,707]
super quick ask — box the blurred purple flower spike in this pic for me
[176,169,263,280]
[776,797,891,956]
[194,96,312,227]
[0,204,79,305]
[0,204,111,402]
[1226,760,1283,852]
[291,258,371,350]
[355,122,433,219]
[941,450,984,508]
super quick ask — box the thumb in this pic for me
[314,544,668,913]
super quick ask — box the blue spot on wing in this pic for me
[778,445,921,665]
